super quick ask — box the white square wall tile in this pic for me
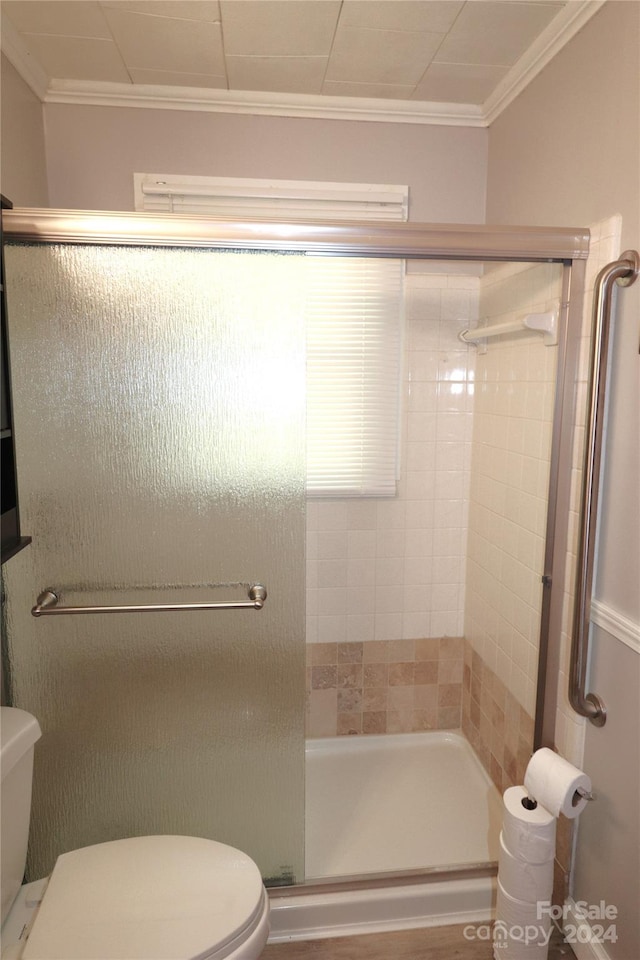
[347,614,375,643]
[376,528,406,558]
[376,500,406,529]
[405,500,434,530]
[317,530,348,560]
[402,584,431,614]
[407,319,440,351]
[316,501,348,530]
[405,471,436,500]
[347,558,375,587]
[402,612,430,640]
[375,558,405,585]
[316,560,347,588]
[408,381,438,412]
[349,586,375,615]
[347,500,378,530]
[348,529,377,559]
[403,558,433,585]
[375,585,404,613]
[405,286,442,319]
[404,528,434,559]
[317,587,347,616]
[374,612,403,642]
[317,615,347,643]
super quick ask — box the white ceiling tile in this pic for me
[339,1,464,34]
[99,1,220,22]
[226,56,327,95]
[102,7,225,74]
[19,34,130,82]
[221,1,341,57]
[326,25,443,85]
[413,61,508,104]
[322,80,416,101]
[129,67,227,87]
[3,1,111,38]
[434,1,563,67]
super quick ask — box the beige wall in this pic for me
[0,55,48,206]
[487,3,639,957]
[42,103,487,222]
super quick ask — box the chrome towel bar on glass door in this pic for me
[31,584,268,616]
[570,249,639,727]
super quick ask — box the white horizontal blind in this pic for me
[135,174,406,496]
[134,174,408,222]
[306,256,403,496]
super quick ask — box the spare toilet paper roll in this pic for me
[494,879,552,960]
[502,785,556,864]
[498,831,554,903]
[524,747,592,819]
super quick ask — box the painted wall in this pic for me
[486,3,639,956]
[0,54,48,206]
[41,102,487,222]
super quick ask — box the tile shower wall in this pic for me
[306,271,478,646]
[461,637,534,793]
[307,637,464,737]
[464,261,563,721]
[305,271,478,737]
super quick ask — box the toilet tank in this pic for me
[1,707,42,925]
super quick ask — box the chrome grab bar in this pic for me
[570,250,639,726]
[32,583,267,617]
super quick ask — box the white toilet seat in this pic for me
[20,836,269,960]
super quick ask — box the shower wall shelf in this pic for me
[459,311,557,352]
[31,583,268,616]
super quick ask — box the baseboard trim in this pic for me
[563,898,614,960]
[268,876,496,943]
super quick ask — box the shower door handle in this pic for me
[569,250,639,726]
[32,583,268,616]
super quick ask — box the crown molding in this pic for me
[2,0,605,128]
[1,11,49,101]
[43,80,486,127]
[483,0,606,125]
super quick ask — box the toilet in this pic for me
[0,707,270,959]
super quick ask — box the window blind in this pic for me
[305,256,403,497]
[134,174,408,222]
[135,174,406,497]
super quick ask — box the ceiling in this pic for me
[1,0,583,113]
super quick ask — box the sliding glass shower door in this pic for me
[2,242,306,884]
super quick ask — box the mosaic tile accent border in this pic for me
[460,638,573,905]
[306,638,464,737]
[461,638,535,793]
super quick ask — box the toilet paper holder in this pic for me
[523,786,594,812]
[573,785,595,804]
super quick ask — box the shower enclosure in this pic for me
[1,210,589,896]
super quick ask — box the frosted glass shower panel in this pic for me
[2,244,306,883]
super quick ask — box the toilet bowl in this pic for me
[15,836,269,960]
[0,709,270,960]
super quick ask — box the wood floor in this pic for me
[261,922,577,959]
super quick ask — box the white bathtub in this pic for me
[269,730,502,942]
